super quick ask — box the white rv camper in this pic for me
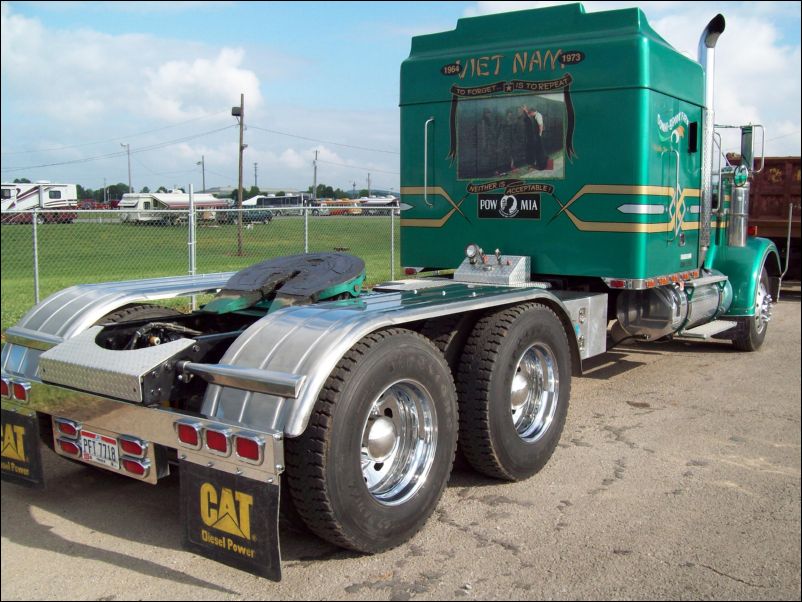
[1,182,79,223]
[118,191,226,224]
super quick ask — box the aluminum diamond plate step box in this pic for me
[677,320,737,340]
[39,326,196,403]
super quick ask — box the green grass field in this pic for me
[1,216,401,332]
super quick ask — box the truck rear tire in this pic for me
[732,267,771,352]
[96,303,183,325]
[420,313,478,373]
[284,328,458,553]
[457,303,571,481]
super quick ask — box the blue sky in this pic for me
[2,1,800,194]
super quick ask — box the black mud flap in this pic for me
[180,460,281,581]
[1,407,44,489]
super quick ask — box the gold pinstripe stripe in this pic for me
[400,184,702,233]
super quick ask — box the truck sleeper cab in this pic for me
[1,4,781,582]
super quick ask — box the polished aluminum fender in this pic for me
[200,282,598,438]
[2,273,233,381]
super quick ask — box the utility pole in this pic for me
[232,94,246,256]
[254,162,258,190]
[103,178,107,205]
[120,143,132,192]
[197,155,206,192]
[312,150,318,200]
[352,181,357,199]
[367,172,371,198]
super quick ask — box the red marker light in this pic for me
[122,458,149,477]
[609,280,626,289]
[747,225,758,236]
[235,435,263,463]
[55,418,80,439]
[175,422,201,449]
[57,438,81,457]
[120,436,147,458]
[205,428,230,455]
[12,382,30,402]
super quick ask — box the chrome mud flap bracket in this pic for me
[180,457,281,580]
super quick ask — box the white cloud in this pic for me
[1,5,261,127]
[143,48,262,121]
[462,1,801,156]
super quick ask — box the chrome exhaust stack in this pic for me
[698,14,726,262]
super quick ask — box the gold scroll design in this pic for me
[399,186,469,228]
[549,184,700,233]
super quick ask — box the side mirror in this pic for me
[740,126,754,171]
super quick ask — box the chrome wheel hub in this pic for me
[365,416,397,462]
[754,281,772,334]
[360,380,437,506]
[510,343,559,442]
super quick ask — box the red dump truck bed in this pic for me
[728,155,800,279]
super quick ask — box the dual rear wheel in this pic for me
[284,303,571,552]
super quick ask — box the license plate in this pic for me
[80,430,120,470]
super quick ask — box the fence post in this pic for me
[32,208,41,304]
[188,185,197,310]
[390,206,395,281]
[304,205,309,253]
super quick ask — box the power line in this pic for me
[317,158,399,176]
[249,124,399,155]
[131,153,197,178]
[1,110,231,156]
[1,125,236,173]
[767,130,800,142]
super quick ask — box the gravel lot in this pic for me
[2,287,800,600]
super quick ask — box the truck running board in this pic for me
[676,320,737,340]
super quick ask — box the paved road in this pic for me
[2,290,800,600]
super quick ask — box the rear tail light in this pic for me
[205,428,231,456]
[1,378,9,398]
[234,433,264,464]
[119,436,148,458]
[122,458,150,477]
[175,421,202,449]
[57,438,81,457]
[609,279,627,289]
[55,418,80,439]
[12,382,30,402]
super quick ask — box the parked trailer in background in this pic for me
[1,182,78,224]
[358,195,400,215]
[1,4,783,582]
[118,190,227,224]
[241,193,312,217]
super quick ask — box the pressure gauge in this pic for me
[465,243,479,264]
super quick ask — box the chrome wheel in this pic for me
[753,277,772,335]
[510,343,560,443]
[360,380,437,506]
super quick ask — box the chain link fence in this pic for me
[1,206,400,332]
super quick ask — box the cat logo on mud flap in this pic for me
[1,423,27,463]
[200,482,254,540]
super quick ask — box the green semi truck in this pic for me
[1,5,781,580]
